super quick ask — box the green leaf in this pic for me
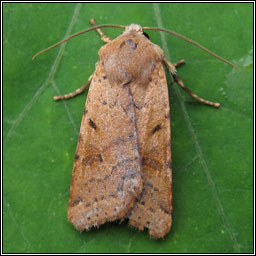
[3,3,253,253]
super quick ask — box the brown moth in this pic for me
[33,19,239,238]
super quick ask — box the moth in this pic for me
[33,19,239,238]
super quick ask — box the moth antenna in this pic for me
[143,27,240,71]
[32,24,125,60]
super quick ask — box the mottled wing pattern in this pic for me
[68,28,172,238]
[128,62,172,238]
[68,62,143,230]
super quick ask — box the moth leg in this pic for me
[53,75,93,101]
[163,57,220,108]
[167,59,185,87]
[173,59,185,68]
[90,18,112,43]
[167,59,184,87]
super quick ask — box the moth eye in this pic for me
[142,32,150,39]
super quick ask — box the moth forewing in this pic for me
[68,59,143,230]
[96,29,173,238]
[68,28,173,238]
[128,61,173,238]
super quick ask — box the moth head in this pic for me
[125,24,143,34]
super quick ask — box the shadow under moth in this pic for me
[33,19,239,238]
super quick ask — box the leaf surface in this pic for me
[3,3,253,253]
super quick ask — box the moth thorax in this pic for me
[125,24,143,33]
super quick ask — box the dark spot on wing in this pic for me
[89,178,95,183]
[70,196,82,207]
[98,154,103,162]
[120,41,125,48]
[152,124,161,134]
[84,108,88,115]
[75,154,79,160]
[127,39,138,50]
[89,118,97,130]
